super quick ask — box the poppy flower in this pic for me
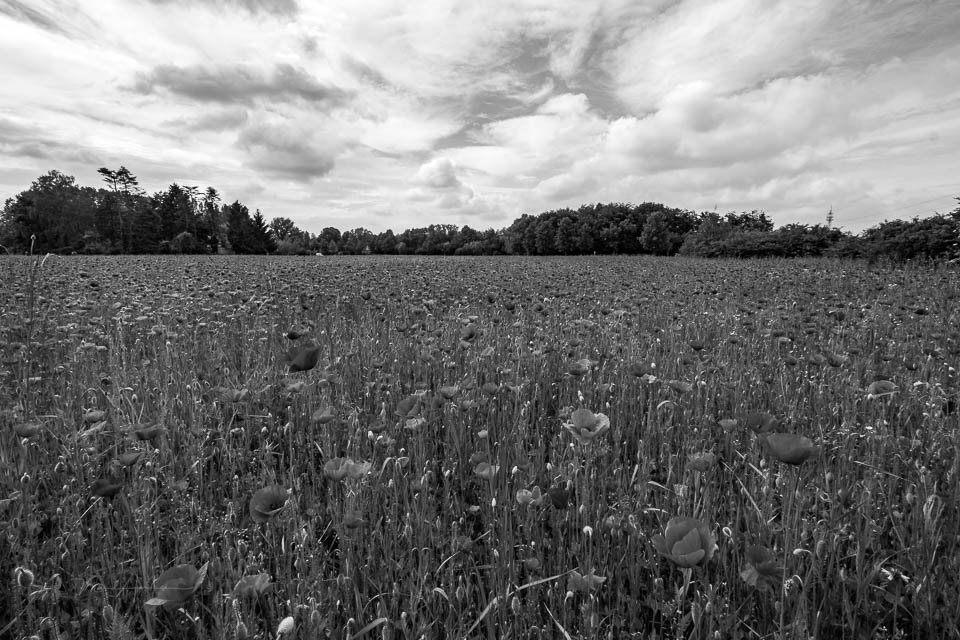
[13,421,42,438]
[311,406,336,424]
[565,358,594,377]
[117,451,143,467]
[213,387,249,403]
[763,433,819,465]
[568,569,606,593]
[474,462,499,480]
[866,380,897,398]
[687,451,716,473]
[323,457,370,481]
[249,485,288,523]
[562,408,610,444]
[741,412,779,433]
[91,478,123,499]
[438,385,459,400]
[651,516,716,568]
[234,573,272,599]
[547,482,573,509]
[285,342,322,373]
[740,545,783,590]
[516,486,544,506]
[130,423,166,442]
[83,409,107,424]
[666,380,693,394]
[145,562,208,610]
[626,361,656,379]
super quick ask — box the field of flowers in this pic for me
[1,254,958,639]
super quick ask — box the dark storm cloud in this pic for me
[143,0,298,17]
[133,63,351,106]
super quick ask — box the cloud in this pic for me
[236,119,339,181]
[142,0,298,17]
[165,107,249,132]
[133,63,351,106]
[0,0,67,35]
[406,157,478,209]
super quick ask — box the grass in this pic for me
[0,254,958,639]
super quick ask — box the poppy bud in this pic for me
[16,567,34,589]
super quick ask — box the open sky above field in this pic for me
[2,0,960,234]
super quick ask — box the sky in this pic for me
[2,0,960,235]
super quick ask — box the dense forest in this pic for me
[2,168,958,262]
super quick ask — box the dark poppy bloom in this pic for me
[286,342,322,373]
[741,412,779,433]
[91,478,123,498]
[764,433,819,465]
[13,421,42,438]
[547,482,573,509]
[565,358,594,377]
[652,516,716,568]
[146,562,208,610]
[130,423,165,442]
[117,451,143,467]
[249,485,288,523]
[740,545,783,590]
[568,569,606,593]
[866,380,897,398]
[687,451,716,473]
[234,573,272,599]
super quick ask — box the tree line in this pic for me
[2,168,958,262]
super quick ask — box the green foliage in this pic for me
[2,169,959,261]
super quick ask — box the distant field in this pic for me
[1,254,958,639]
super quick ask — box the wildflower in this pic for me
[117,451,143,467]
[866,380,898,398]
[687,451,716,473]
[145,562,208,610]
[285,342,321,373]
[547,482,573,509]
[311,406,336,424]
[474,462,499,480]
[83,409,106,424]
[764,433,819,465]
[740,545,783,590]
[249,485,288,523]
[651,516,716,568]
[568,569,606,593]
[666,380,693,394]
[516,486,544,506]
[741,412,778,433]
[562,408,610,444]
[91,478,123,499]
[234,573,272,599]
[130,423,165,442]
[13,421,42,438]
[565,358,594,377]
[438,385,460,400]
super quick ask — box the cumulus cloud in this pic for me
[134,63,350,106]
[406,157,478,209]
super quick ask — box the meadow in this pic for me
[0,254,958,640]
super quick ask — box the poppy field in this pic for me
[1,254,959,639]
